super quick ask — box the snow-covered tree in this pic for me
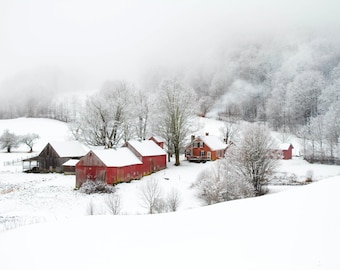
[286,70,325,128]
[132,90,150,141]
[309,115,325,157]
[226,123,278,195]
[0,130,20,153]
[324,101,340,159]
[220,120,239,145]
[198,95,215,117]
[75,80,132,148]
[266,84,289,131]
[193,159,255,205]
[155,79,198,166]
[20,133,40,152]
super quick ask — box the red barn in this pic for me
[149,136,166,149]
[185,135,227,162]
[75,148,142,188]
[125,140,167,176]
[279,143,294,160]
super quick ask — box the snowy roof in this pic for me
[92,148,143,167]
[198,136,227,151]
[62,159,79,166]
[127,140,167,156]
[149,136,166,143]
[279,143,293,150]
[48,141,89,158]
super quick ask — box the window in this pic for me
[200,151,205,157]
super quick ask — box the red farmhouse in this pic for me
[125,140,167,175]
[75,148,142,188]
[185,134,227,162]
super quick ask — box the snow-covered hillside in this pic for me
[0,117,340,269]
[1,176,340,270]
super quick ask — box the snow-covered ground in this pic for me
[0,117,340,269]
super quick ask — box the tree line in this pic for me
[70,79,197,166]
[0,31,338,161]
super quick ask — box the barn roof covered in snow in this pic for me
[92,148,143,167]
[127,140,167,157]
[62,159,80,166]
[47,141,89,157]
[198,136,227,151]
[149,136,166,143]
[278,143,293,150]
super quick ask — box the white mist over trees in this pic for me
[0,26,339,161]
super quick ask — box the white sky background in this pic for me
[1,0,340,92]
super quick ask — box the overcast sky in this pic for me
[1,0,340,91]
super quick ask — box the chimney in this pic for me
[205,132,209,136]
[191,135,195,142]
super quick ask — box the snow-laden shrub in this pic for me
[79,180,116,194]
[305,169,314,182]
[225,123,278,195]
[193,159,255,205]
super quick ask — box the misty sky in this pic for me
[1,0,340,91]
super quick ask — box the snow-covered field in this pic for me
[0,117,340,269]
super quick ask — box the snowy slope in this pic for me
[0,117,73,151]
[1,117,340,269]
[0,176,339,270]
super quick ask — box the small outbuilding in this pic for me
[62,159,80,175]
[23,141,89,173]
[125,140,167,175]
[75,148,143,188]
[278,143,294,160]
[149,136,166,149]
[185,134,227,162]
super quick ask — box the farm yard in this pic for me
[1,117,340,223]
[0,117,340,270]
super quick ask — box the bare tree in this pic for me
[226,123,278,195]
[139,178,163,214]
[220,120,239,145]
[21,133,40,152]
[156,79,198,166]
[105,194,122,215]
[132,90,150,141]
[277,126,292,144]
[0,130,20,153]
[86,199,96,215]
[166,188,182,212]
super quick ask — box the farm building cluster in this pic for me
[23,138,167,188]
[22,134,294,188]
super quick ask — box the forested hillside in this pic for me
[1,30,339,161]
